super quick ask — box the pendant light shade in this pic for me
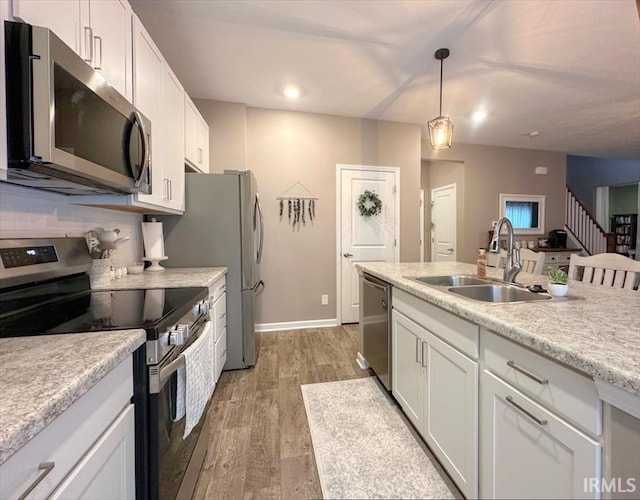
[428,48,453,150]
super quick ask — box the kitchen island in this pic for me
[358,261,640,499]
[358,261,639,396]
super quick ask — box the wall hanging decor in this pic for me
[277,181,318,229]
[357,190,382,217]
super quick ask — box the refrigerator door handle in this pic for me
[255,193,264,264]
[242,279,265,295]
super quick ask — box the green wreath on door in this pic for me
[357,190,382,217]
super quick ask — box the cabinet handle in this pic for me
[168,179,172,200]
[219,312,226,319]
[93,35,103,70]
[17,462,55,500]
[83,26,94,64]
[506,360,548,385]
[505,396,548,426]
[421,341,427,367]
[415,337,421,364]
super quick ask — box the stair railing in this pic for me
[565,187,612,255]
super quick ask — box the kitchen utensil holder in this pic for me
[89,259,112,289]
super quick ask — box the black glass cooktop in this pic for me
[0,275,207,338]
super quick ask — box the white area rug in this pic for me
[301,377,455,499]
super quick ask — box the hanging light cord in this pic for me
[438,56,444,117]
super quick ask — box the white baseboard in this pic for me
[255,318,339,332]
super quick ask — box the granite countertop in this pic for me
[0,267,226,465]
[0,329,146,465]
[358,262,640,396]
[94,267,227,290]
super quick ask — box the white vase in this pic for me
[89,259,112,289]
[548,283,568,297]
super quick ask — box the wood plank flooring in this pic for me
[193,325,372,500]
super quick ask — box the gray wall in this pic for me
[196,100,421,325]
[421,141,567,264]
[567,155,640,215]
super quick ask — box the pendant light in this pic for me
[428,48,453,150]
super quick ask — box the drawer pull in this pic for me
[415,337,421,363]
[17,462,55,500]
[507,360,548,385]
[505,396,548,426]
[219,312,226,319]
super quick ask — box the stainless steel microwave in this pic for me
[3,21,151,195]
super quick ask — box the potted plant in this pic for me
[547,266,569,297]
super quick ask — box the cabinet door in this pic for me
[424,332,478,499]
[12,0,81,53]
[161,64,185,211]
[184,96,199,168]
[196,116,209,172]
[132,16,164,206]
[391,309,425,430]
[481,370,601,499]
[50,404,135,500]
[88,0,132,100]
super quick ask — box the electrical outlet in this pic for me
[321,294,329,306]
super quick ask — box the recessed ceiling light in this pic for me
[283,86,300,99]
[472,110,487,123]
[528,131,541,137]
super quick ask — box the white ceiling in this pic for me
[129,0,640,160]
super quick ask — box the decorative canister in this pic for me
[89,259,112,289]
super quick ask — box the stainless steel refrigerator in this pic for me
[158,170,264,369]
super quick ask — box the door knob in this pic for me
[343,252,353,257]
[447,248,454,252]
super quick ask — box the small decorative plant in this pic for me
[547,266,568,284]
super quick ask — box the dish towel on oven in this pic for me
[175,320,215,438]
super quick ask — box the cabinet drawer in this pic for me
[214,329,227,381]
[481,370,601,499]
[545,253,574,265]
[393,288,479,359]
[0,358,133,499]
[482,329,601,435]
[209,276,226,302]
[214,293,226,340]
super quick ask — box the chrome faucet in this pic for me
[489,217,522,283]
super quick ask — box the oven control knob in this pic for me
[176,323,190,339]
[169,330,184,345]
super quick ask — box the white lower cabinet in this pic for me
[392,309,425,430]
[392,292,479,499]
[0,358,134,499]
[481,370,601,499]
[209,275,227,381]
[50,404,135,499]
[424,331,478,499]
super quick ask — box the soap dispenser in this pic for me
[477,249,487,278]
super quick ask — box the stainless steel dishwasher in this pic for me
[361,273,392,391]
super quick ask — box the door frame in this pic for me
[430,183,457,262]
[336,164,400,325]
[419,189,425,262]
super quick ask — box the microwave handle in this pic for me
[133,111,150,189]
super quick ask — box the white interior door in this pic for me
[339,166,398,323]
[431,184,457,262]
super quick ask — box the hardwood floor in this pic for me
[193,325,372,500]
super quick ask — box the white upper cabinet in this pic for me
[160,65,185,211]
[11,0,82,53]
[85,0,132,100]
[185,95,209,172]
[12,0,132,100]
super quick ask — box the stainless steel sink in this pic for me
[448,284,552,303]
[414,275,492,286]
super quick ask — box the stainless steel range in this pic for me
[0,237,214,500]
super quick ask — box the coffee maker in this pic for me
[548,229,567,248]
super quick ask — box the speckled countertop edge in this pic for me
[358,262,640,397]
[0,329,146,465]
[93,267,227,290]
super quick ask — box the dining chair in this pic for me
[568,253,640,290]
[494,248,544,275]
[519,248,546,275]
